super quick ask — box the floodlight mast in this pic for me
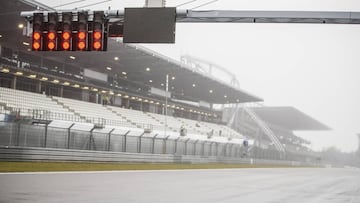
[21,9,360,24]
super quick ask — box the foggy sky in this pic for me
[38,0,360,152]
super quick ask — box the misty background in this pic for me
[39,0,360,152]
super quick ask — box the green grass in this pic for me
[0,162,297,172]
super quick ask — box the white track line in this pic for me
[0,168,280,175]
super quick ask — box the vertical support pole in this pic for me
[226,143,230,157]
[152,134,158,154]
[164,74,168,137]
[215,142,219,157]
[89,127,96,150]
[222,143,226,157]
[67,123,75,149]
[193,140,199,156]
[123,130,130,152]
[235,145,239,157]
[234,144,237,157]
[210,142,215,156]
[201,141,205,156]
[107,128,115,151]
[174,137,180,154]
[163,135,170,154]
[184,138,190,155]
[228,144,233,157]
[229,144,233,157]
[44,123,48,148]
[184,139,187,155]
[16,122,21,146]
[9,122,13,146]
[138,132,145,153]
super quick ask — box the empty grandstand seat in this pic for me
[53,96,135,128]
[0,87,243,140]
[0,87,81,120]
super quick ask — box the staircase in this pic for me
[145,113,176,132]
[49,96,87,122]
[105,106,139,128]
[243,107,285,153]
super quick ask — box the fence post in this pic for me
[193,140,199,156]
[230,144,234,157]
[228,144,231,157]
[174,137,180,154]
[152,134,158,154]
[16,122,21,146]
[67,123,75,149]
[201,141,205,156]
[107,128,115,151]
[210,142,215,156]
[184,138,190,155]
[215,143,219,157]
[89,127,96,150]
[138,132,145,153]
[44,123,48,148]
[123,130,130,153]
[163,135,170,154]
[224,143,229,157]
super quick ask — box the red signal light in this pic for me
[62,41,70,50]
[94,31,101,40]
[48,32,56,40]
[47,41,55,50]
[78,41,86,50]
[62,32,71,40]
[61,31,71,50]
[33,32,41,40]
[33,42,40,50]
[32,31,42,50]
[93,41,101,50]
[78,31,86,40]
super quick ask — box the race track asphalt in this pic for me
[0,167,359,203]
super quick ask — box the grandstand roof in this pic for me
[251,106,331,131]
[0,0,262,104]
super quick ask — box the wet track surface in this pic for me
[0,168,359,203]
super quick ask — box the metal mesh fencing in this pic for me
[0,121,250,159]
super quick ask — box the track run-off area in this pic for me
[1,168,359,203]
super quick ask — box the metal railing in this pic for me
[0,118,318,162]
[0,105,154,131]
[0,121,246,158]
[243,107,285,153]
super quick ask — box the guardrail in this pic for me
[0,146,313,167]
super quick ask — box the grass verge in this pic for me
[0,161,298,172]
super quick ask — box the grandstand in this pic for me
[0,0,330,163]
[223,106,330,161]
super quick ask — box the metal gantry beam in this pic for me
[21,9,360,24]
[176,10,360,24]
